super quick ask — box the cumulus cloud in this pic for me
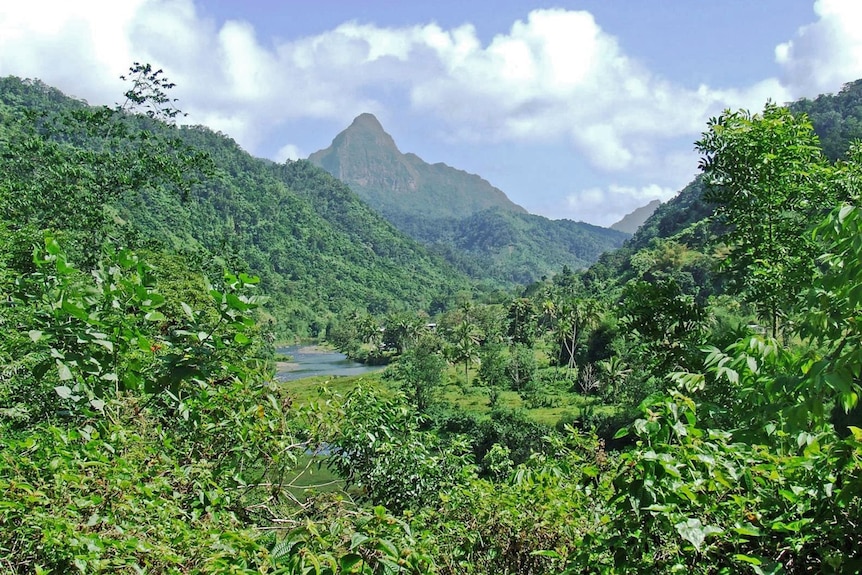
[275,143,302,163]
[0,0,143,101]
[0,0,784,169]
[2,0,859,225]
[563,184,677,227]
[776,0,862,97]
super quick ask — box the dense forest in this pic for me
[0,74,476,338]
[2,67,862,574]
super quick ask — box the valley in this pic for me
[2,71,862,574]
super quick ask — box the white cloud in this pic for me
[3,0,857,226]
[562,184,677,227]
[776,0,862,97]
[0,1,784,170]
[275,143,302,163]
[0,0,143,101]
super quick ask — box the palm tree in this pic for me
[448,319,481,386]
[556,298,601,370]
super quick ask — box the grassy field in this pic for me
[278,362,618,429]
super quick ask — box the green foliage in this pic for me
[0,415,274,574]
[308,386,474,512]
[445,318,481,386]
[506,343,537,391]
[620,278,709,377]
[0,241,300,572]
[7,69,862,574]
[790,78,862,161]
[477,343,508,390]
[506,298,537,346]
[1,76,469,339]
[797,199,862,419]
[696,103,835,337]
[386,335,447,412]
[270,504,437,574]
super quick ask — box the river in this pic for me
[275,344,384,382]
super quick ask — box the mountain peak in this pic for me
[326,112,400,154]
[350,112,384,131]
[309,115,527,220]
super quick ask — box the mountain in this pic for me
[309,113,628,285]
[308,113,526,222]
[610,199,662,233]
[0,77,471,337]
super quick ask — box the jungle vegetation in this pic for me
[2,68,862,573]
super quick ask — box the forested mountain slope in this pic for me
[584,78,862,297]
[415,207,629,285]
[790,77,862,161]
[610,198,662,233]
[0,77,469,336]
[310,113,629,285]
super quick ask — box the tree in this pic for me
[506,298,537,346]
[695,103,835,337]
[506,343,537,391]
[554,297,602,370]
[447,318,482,386]
[383,312,425,354]
[387,335,446,412]
[620,278,708,376]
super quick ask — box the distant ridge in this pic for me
[307,113,628,285]
[308,113,526,221]
[610,199,662,234]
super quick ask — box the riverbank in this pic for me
[275,344,385,382]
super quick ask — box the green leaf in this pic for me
[226,293,249,311]
[733,524,763,537]
[181,301,194,320]
[94,339,114,352]
[339,553,363,572]
[349,533,370,550]
[56,361,73,381]
[675,517,722,552]
[61,299,89,321]
[137,336,151,352]
[144,311,166,322]
[45,237,62,255]
[734,554,763,566]
[28,330,43,342]
[375,539,399,558]
[55,385,73,399]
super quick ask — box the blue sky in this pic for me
[2,1,861,225]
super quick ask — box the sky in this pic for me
[2,1,862,226]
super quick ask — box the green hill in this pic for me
[0,77,470,337]
[309,113,629,285]
[610,199,662,233]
